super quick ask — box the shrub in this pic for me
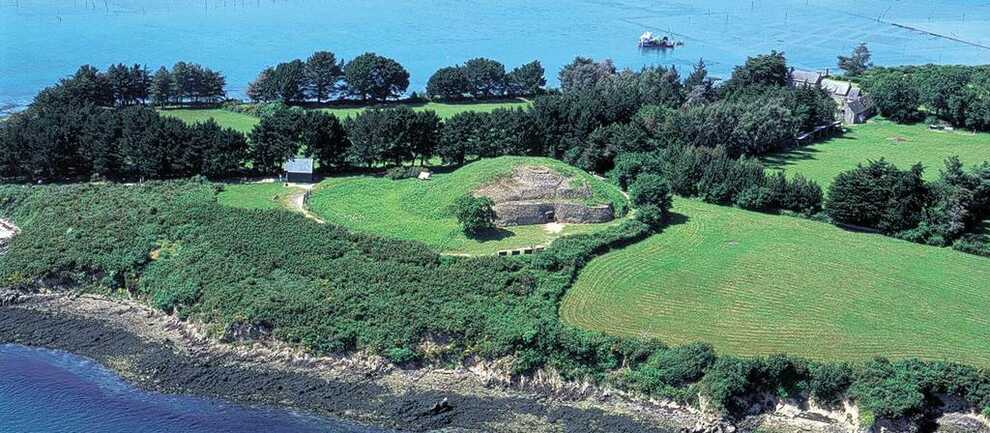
[451,195,496,236]
[809,362,854,406]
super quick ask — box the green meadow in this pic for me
[160,98,531,133]
[763,119,990,188]
[561,198,990,366]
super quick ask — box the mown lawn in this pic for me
[160,99,531,133]
[159,109,259,134]
[307,156,626,255]
[762,119,990,188]
[561,198,990,366]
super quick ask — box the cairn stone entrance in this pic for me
[474,166,614,227]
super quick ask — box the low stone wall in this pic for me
[494,202,614,226]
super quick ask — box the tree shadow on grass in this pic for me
[664,211,690,228]
[469,227,516,243]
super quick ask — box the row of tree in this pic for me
[32,63,227,109]
[0,104,245,179]
[825,158,990,253]
[426,59,546,99]
[246,51,411,103]
[861,65,990,130]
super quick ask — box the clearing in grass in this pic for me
[217,182,300,210]
[307,156,627,254]
[561,198,990,366]
[762,119,990,188]
[159,109,259,134]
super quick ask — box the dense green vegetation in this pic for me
[763,120,990,188]
[861,64,990,130]
[4,181,990,426]
[563,198,990,365]
[307,156,627,254]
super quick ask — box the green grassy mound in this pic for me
[308,156,628,254]
[561,198,990,366]
[763,119,990,188]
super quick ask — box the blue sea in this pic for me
[2,0,990,110]
[0,344,391,433]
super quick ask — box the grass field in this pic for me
[763,119,990,188]
[160,99,530,133]
[159,109,259,134]
[316,99,531,119]
[217,182,298,210]
[307,156,627,254]
[561,198,990,366]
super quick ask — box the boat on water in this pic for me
[638,31,681,49]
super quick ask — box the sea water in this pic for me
[0,344,390,433]
[1,0,989,110]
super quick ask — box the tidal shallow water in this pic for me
[2,0,990,109]
[0,344,389,433]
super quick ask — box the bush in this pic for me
[451,194,496,236]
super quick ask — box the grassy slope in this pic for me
[561,198,990,366]
[307,156,627,254]
[762,119,990,188]
[160,99,531,133]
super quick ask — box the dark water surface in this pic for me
[0,344,390,433]
[2,0,990,108]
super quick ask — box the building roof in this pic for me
[846,96,873,115]
[821,78,852,97]
[283,157,314,174]
[791,69,824,86]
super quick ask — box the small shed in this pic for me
[283,157,315,183]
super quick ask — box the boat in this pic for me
[638,31,681,49]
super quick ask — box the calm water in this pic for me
[2,0,990,109]
[0,344,390,433]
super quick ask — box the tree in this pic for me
[451,195,497,236]
[463,57,506,98]
[438,111,482,165]
[825,160,928,234]
[869,74,921,123]
[305,51,343,103]
[426,66,470,100]
[150,67,175,107]
[726,51,790,90]
[248,107,305,174]
[558,57,616,92]
[301,111,348,170]
[344,107,422,167]
[273,59,308,103]
[505,60,546,97]
[629,173,673,223]
[685,59,709,88]
[343,53,409,102]
[247,67,279,102]
[837,43,872,77]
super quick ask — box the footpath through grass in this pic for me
[763,119,990,188]
[160,99,530,133]
[561,198,990,366]
[307,156,627,255]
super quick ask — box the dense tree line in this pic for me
[426,58,545,99]
[825,158,990,254]
[248,51,410,103]
[0,68,242,180]
[861,65,990,130]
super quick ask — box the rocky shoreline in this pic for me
[3,293,986,433]
[0,293,699,433]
